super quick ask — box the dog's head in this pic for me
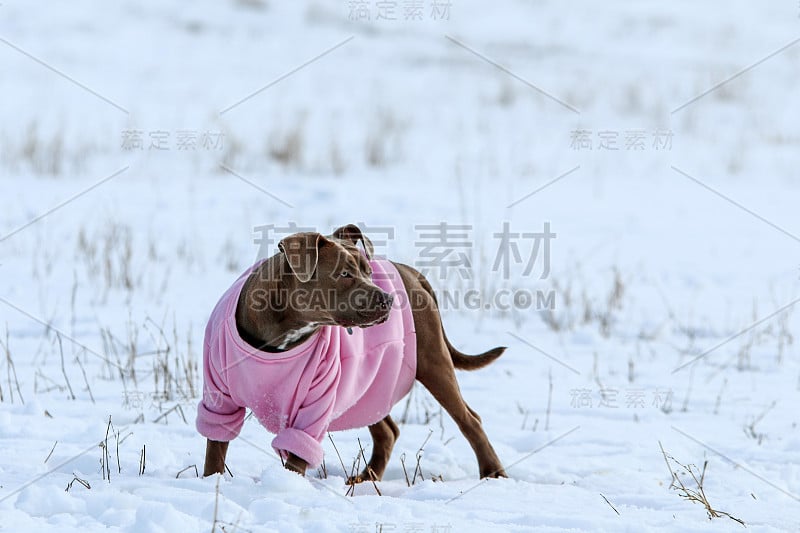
[276,224,393,328]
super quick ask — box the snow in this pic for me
[1,0,800,531]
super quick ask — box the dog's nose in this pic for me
[377,292,394,310]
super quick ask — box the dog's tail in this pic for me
[445,335,506,371]
[402,262,506,371]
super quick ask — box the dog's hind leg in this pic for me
[347,415,400,484]
[417,347,507,479]
[466,405,482,423]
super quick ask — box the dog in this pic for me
[197,224,507,482]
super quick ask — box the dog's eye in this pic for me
[340,271,351,278]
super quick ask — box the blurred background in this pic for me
[2,1,798,324]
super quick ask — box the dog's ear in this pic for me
[278,232,328,283]
[331,224,374,260]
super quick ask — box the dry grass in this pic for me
[365,109,406,168]
[0,121,107,176]
[540,268,627,337]
[153,403,188,425]
[399,429,441,487]
[44,441,58,463]
[328,433,348,480]
[57,334,76,400]
[398,383,440,426]
[1,327,24,404]
[98,416,130,483]
[659,442,744,526]
[138,445,146,476]
[96,311,198,417]
[65,473,91,492]
[267,118,306,169]
[209,475,248,533]
[76,222,135,299]
[600,493,620,516]
[743,401,776,445]
[176,464,199,479]
[355,437,381,496]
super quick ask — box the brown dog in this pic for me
[201,224,507,481]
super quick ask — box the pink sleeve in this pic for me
[196,342,246,442]
[271,366,338,468]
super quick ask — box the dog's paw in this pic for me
[283,453,308,477]
[346,467,380,485]
[480,467,508,479]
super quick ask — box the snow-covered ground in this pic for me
[1,1,800,531]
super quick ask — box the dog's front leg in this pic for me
[203,439,229,477]
[284,452,308,476]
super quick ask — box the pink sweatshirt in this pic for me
[196,259,417,468]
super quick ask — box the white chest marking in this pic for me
[277,323,318,350]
